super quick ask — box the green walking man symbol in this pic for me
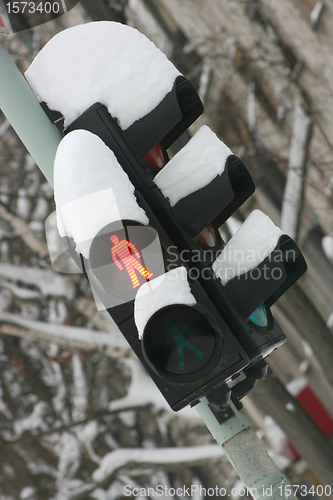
[163,317,205,370]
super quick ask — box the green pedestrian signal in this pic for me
[163,317,206,370]
[142,305,221,381]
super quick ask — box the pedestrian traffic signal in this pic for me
[31,21,307,411]
[87,221,161,302]
[142,305,219,379]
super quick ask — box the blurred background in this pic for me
[0,1,333,499]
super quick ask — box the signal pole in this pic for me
[195,397,297,500]
[0,42,61,186]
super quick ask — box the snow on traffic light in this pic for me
[29,21,307,411]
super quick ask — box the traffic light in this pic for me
[29,21,307,411]
[53,127,250,411]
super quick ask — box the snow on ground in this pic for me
[213,210,282,284]
[154,125,232,206]
[134,267,196,339]
[54,130,148,259]
[25,21,180,130]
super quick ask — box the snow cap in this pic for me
[25,21,180,130]
[134,267,196,339]
[54,129,148,259]
[322,235,333,263]
[213,210,283,285]
[154,125,232,206]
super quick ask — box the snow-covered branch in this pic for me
[0,201,49,257]
[280,101,312,240]
[92,444,224,484]
[0,312,128,354]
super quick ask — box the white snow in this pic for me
[327,312,333,329]
[280,101,312,239]
[92,444,224,483]
[286,377,308,396]
[25,21,180,130]
[0,312,128,350]
[263,416,287,459]
[198,61,212,104]
[310,1,324,28]
[17,188,31,219]
[154,126,232,206]
[109,358,199,419]
[0,382,13,420]
[134,266,196,339]
[299,360,310,374]
[109,358,172,413]
[118,411,136,428]
[48,300,68,325]
[0,263,74,299]
[71,352,88,422]
[13,401,48,437]
[54,130,148,259]
[75,421,101,464]
[0,280,40,300]
[55,432,82,487]
[301,340,313,357]
[128,0,173,58]
[322,235,333,263]
[213,210,283,285]
[49,362,69,422]
[20,486,37,500]
[247,81,256,131]
[31,197,49,221]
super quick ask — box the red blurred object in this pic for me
[297,386,333,437]
[144,143,165,169]
[285,385,333,462]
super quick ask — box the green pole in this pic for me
[0,42,62,186]
[195,397,297,500]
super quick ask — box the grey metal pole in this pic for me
[195,397,297,500]
[0,42,62,186]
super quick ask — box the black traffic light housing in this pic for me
[39,24,307,411]
[59,94,303,410]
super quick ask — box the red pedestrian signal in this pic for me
[110,234,154,289]
[86,221,164,308]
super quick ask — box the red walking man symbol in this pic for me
[110,235,153,289]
